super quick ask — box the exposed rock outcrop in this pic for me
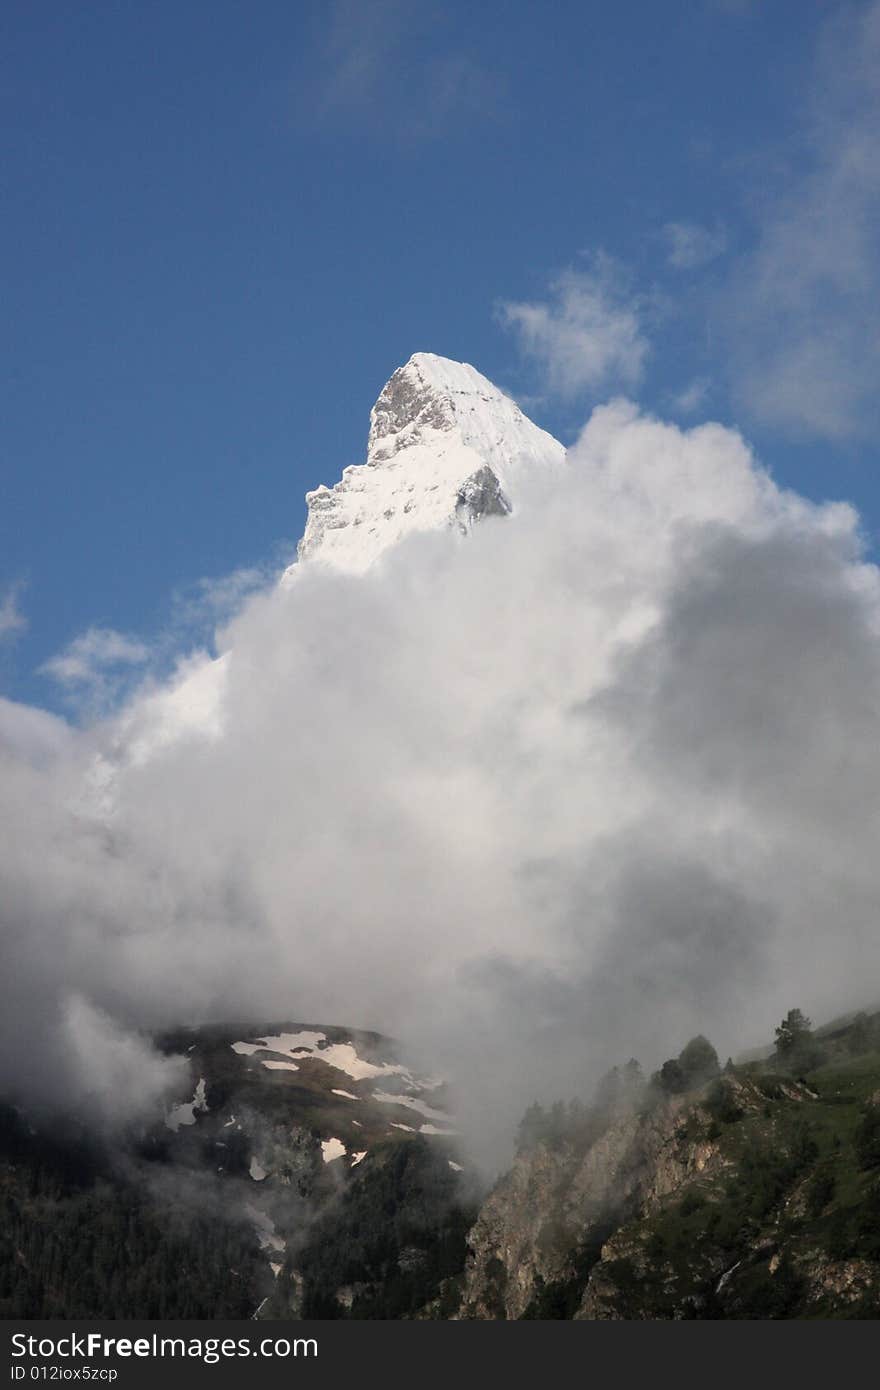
[460,1092,724,1319]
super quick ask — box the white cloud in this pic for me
[663,220,727,271]
[61,996,186,1130]
[0,582,27,642]
[0,696,71,767]
[3,399,879,1165]
[498,257,649,400]
[723,1,880,440]
[37,561,283,729]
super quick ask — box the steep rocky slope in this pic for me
[453,1014,880,1319]
[460,1089,721,1319]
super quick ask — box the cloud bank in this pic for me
[3,401,880,1162]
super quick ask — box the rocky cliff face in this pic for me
[459,1091,722,1319]
[454,1046,880,1320]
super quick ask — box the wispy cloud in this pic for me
[39,556,284,719]
[41,626,151,712]
[723,0,880,441]
[498,256,649,401]
[315,0,407,115]
[0,582,27,642]
[169,563,280,640]
[708,0,758,13]
[304,0,506,140]
[670,378,711,416]
[663,220,727,271]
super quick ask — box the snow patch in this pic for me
[321,1137,346,1163]
[165,1077,208,1131]
[248,1206,285,1254]
[716,1260,742,1294]
[373,1090,451,1123]
[318,1042,410,1082]
[232,1031,409,1083]
[350,1151,367,1167]
[249,1157,267,1181]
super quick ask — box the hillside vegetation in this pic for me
[5,1008,880,1318]
[456,1008,880,1319]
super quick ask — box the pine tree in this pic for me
[775,1008,812,1056]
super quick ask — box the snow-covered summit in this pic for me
[286,352,565,576]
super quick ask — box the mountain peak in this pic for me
[289,354,564,575]
[368,353,526,463]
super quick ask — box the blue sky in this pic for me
[3,0,880,712]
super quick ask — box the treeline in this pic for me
[515,1006,879,1155]
[0,1106,262,1319]
[516,1036,722,1153]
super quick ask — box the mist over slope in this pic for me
[2,355,879,1166]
